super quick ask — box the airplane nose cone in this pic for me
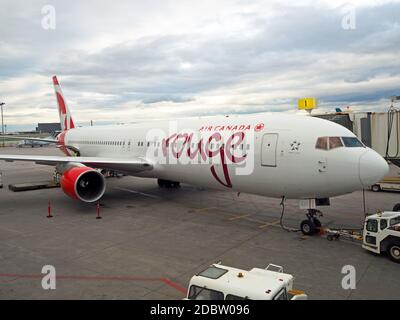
[359,149,389,187]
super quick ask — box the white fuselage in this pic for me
[62,113,388,199]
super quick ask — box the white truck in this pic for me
[186,263,307,300]
[363,211,400,263]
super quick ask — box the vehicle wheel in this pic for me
[327,235,334,241]
[300,220,315,236]
[393,203,400,212]
[371,184,381,192]
[387,242,400,263]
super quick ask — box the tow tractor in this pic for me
[362,211,400,263]
[325,211,400,263]
[185,263,307,300]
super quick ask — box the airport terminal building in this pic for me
[35,122,61,134]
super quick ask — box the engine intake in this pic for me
[60,166,106,203]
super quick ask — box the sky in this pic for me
[0,0,399,131]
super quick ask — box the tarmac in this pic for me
[0,146,399,299]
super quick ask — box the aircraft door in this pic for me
[261,133,278,167]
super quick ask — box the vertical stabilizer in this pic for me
[53,76,75,131]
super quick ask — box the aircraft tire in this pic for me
[393,203,400,212]
[300,220,316,236]
[172,181,180,188]
[157,179,166,188]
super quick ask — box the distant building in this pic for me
[36,123,61,134]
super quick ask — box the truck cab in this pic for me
[362,212,400,263]
[186,263,307,300]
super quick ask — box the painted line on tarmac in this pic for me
[258,220,281,229]
[114,187,161,199]
[0,273,187,294]
[228,214,251,221]
[193,207,280,229]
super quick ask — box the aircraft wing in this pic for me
[0,135,58,143]
[0,155,153,173]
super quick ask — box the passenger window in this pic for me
[380,219,388,230]
[329,137,343,149]
[316,137,328,150]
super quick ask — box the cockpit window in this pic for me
[316,136,363,150]
[342,137,364,148]
[315,137,328,150]
[329,137,343,149]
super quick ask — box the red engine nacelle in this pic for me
[60,166,106,202]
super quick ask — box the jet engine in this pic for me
[60,166,106,202]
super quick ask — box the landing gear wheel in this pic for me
[387,242,400,263]
[371,184,381,192]
[157,179,166,188]
[165,181,173,188]
[158,179,180,188]
[393,203,400,212]
[300,209,323,235]
[171,181,180,188]
[300,220,316,236]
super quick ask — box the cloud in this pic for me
[0,0,400,128]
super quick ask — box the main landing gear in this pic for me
[300,209,323,235]
[157,179,180,189]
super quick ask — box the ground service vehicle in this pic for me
[186,263,307,300]
[363,212,400,263]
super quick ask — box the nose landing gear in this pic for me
[300,209,323,235]
[157,179,180,188]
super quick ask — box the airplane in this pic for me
[17,138,52,148]
[0,76,389,235]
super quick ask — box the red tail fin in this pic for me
[53,76,75,131]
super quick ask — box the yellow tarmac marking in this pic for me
[191,207,218,213]
[192,207,280,229]
[228,214,251,221]
[258,220,281,229]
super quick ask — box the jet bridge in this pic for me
[313,102,400,168]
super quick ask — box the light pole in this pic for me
[0,102,5,147]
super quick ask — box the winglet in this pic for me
[53,76,75,131]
